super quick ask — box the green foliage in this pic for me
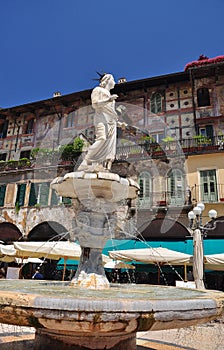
[60,137,84,160]
[73,137,84,152]
[30,148,40,159]
[140,135,156,143]
[15,201,20,214]
[31,148,57,159]
[193,135,211,144]
[162,136,175,142]
[18,158,31,166]
[31,137,84,162]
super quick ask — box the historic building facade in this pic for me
[0,55,224,250]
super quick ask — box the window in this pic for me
[16,184,26,207]
[0,185,6,206]
[167,169,185,206]
[200,170,218,202]
[0,120,8,138]
[138,171,152,208]
[150,93,162,114]
[64,111,76,128]
[151,132,165,143]
[20,150,31,159]
[25,119,34,134]
[28,182,50,206]
[198,125,213,140]
[50,188,60,206]
[197,88,210,107]
[62,197,72,205]
[0,153,7,161]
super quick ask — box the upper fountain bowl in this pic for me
[51,171,139,208]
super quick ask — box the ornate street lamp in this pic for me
[188,203,217,289]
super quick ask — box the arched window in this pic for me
[197,88,210,107]
[167,169,185,206]
[138,171,152,208]
[150,93,162,114]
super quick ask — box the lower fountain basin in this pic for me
[0,280,223,349]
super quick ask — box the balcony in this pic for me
[138,189,191,210]
[116,135,224,161]
[191,183,224,204]
[137,183,224,211]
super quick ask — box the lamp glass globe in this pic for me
[197,202,205,212]
[193,206,201,216]
[188,211,195,220]
[208,209,217,219]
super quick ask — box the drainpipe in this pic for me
[189,69,197,136]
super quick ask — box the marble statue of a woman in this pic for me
[78,74,119,171]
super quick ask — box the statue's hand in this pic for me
[117,121,127,130]
[110,94,118,101]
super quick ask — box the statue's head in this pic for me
[99,74,115,90]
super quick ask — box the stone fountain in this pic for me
[0,73,224,350]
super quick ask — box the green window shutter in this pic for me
[39,183,50,206]
[51,189,59,206]
[62,197,71,205]
[200,170,217,202]
[0,185,6,206]
[29,183,37,206]
[16,184,26,206]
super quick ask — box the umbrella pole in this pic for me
[157,264,160,285]
[184,264,187,282]
[62,259,67,281]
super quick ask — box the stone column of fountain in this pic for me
[51,170,139,289]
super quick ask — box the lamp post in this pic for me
[188,203,217,289]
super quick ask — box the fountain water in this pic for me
[0,74,224,350]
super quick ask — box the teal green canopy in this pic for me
[57,239,224,271]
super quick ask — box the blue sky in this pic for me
[0,0,223,108]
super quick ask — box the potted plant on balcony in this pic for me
[193,134,211,147]
[59,137,84,164]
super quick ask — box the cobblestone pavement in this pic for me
[0,320,223,349]
[137,318,224,350]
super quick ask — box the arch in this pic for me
[139,218,189,240]
[0,222,22,243]
[28,221,69,241]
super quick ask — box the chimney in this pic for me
[118,77,127,84]
[53,91,61,97]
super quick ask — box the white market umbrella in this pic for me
[13,241,110,280]
[13,241,82,281]
[204,253,224,271]
[104,260,135,269]
[13,241,82,260]
[109,247,191,265]
[13,241,110,262]
[109,247,191,283]
[0,244,16,262]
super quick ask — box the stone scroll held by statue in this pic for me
[78,73,124,172]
